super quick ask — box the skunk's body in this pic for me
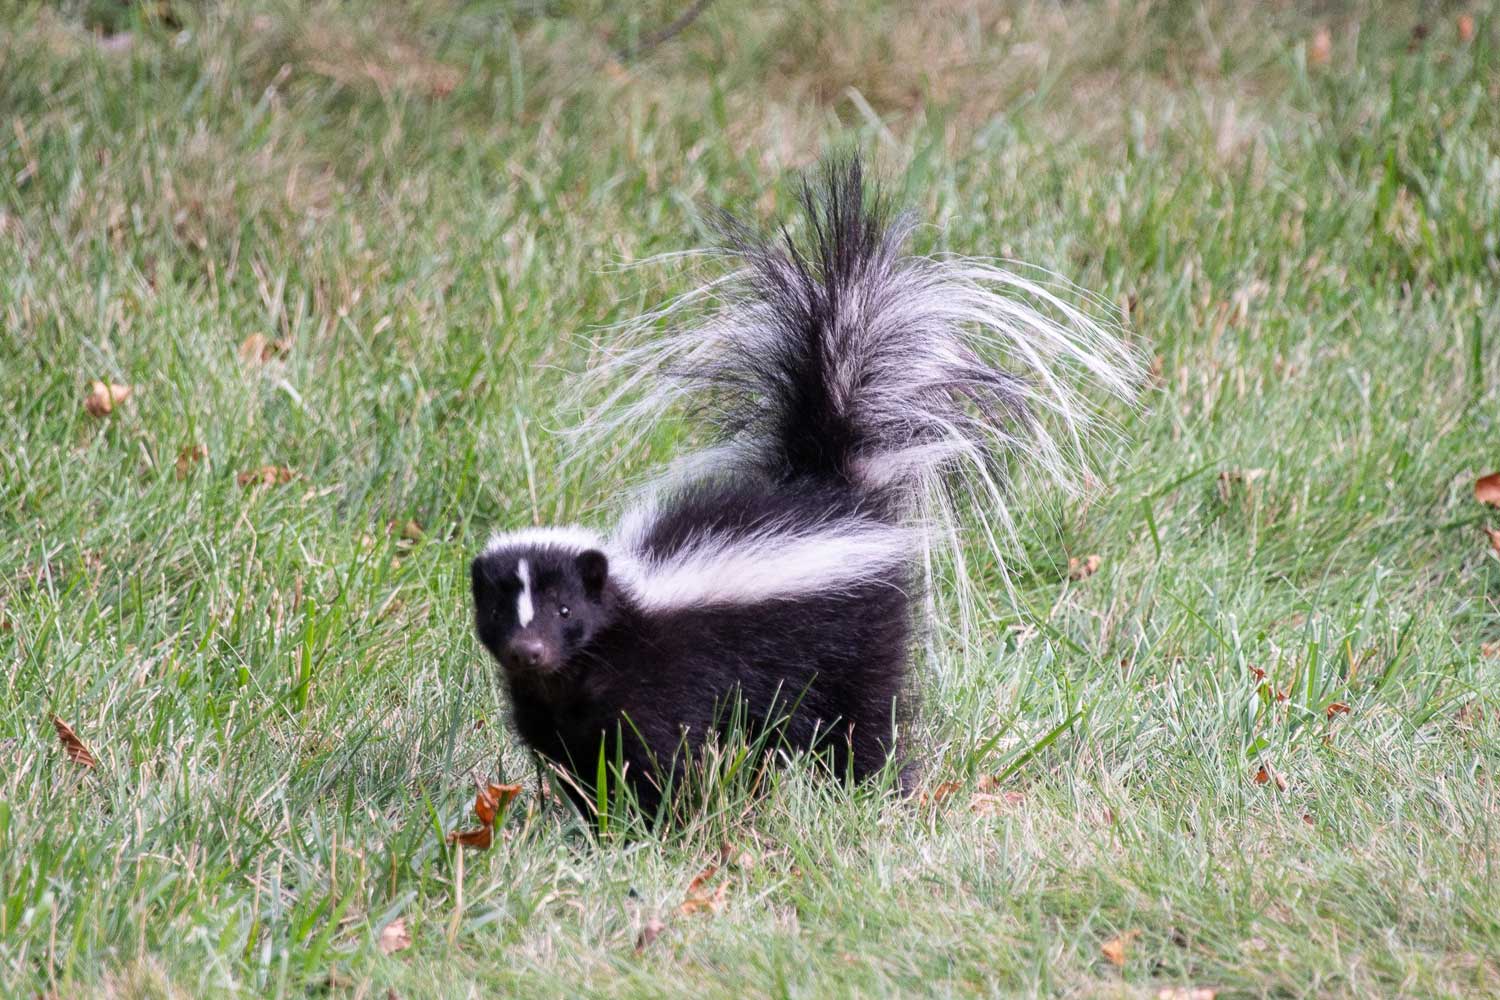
[471,159,1136,817]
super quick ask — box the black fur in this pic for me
[472,157,999,818]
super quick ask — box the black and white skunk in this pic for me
[471,158,1136,817]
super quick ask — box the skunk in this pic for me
[471,157,1136,817]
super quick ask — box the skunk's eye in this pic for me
[558,605,570,619]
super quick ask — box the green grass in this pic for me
[3,1,1499,996]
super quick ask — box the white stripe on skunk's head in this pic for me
[482,525,605,557]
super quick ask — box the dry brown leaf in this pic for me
[238,333,290,365]
[1458,14,1476,42]
[1067,554,1102,581]
[1476,473,1500,506]
[1325,702,1351,719]
[922,780,963,806]
[1101,929,1141,967]
[678,864,728,916]
[473,781,522,826]
[446,780,521,850]
[446,826,492,850]
[50,714,98,768]
[1217,468,1267,502]
[175,443,207,480]
[1309,27,1333,66]
[84,381,132,417]
[236,466,296,488]
[635,917,665,953]
[1253,764,1288,791]
[971,790,1026,816]
[1484,526,1500,556]
[1156,989,1217,1000]
[378,917,411,955]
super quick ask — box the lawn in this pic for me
[3,1,1499,997]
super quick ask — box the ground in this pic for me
[2,1,1498,997]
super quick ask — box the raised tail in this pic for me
[583,156,1140,556]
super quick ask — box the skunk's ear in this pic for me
[576,549,608,597]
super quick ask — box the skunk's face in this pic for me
[471,547,611,683]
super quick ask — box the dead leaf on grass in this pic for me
[1476,473,1500,506]
[446,780,521,850]
[236,465,296,488]
[1309,27,1333,66]
[1217,468,1267,502]
[237,333,290,365]
[1253,764,1288,791]
[378,917,411,955]
[971,790,1026,816]
[1067,554,1102,581]
[50,714,98,768]
[84,381,132,417]
[635,917,665,953]
[1101,928,1141,967]
[678,864,728,916]
[1325,702,1351,719]
[1482,642,1500,659]
[175,443,207,480]
[922,780,963,806]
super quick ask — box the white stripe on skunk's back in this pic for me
[611,516,914,613]
[516,558,535,626]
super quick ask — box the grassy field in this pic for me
[3,1,1499,996]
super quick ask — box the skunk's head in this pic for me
[471,537,612,683]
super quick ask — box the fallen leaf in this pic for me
[1101,929,1141,967]
[446,780,521,850]
[635,917,665,953]
[236,465,296,488]
[1309,27,1333,65]
[378,917,411,955]
[1248,665,1267,681]
[1458,13,1476,42]
[1068,554,1102,581]
[971,790,1026,816]
[1325,702,1351,719]
[1482,642,1500,659]
[84,381,132,417]
[922,780,963,806]
[678,864,727,916]
[50,714,98,768]
[399,520,424,542]
[1484,526,1500,556]
[1476,473,1500,506]
[1156,989,1217,1000]
[446,826,492,850]
[1253,764,1288,791]
[175,443,207,480]
[473,781,522,826]
[1217,468,1268,502]
[238,333,290,365]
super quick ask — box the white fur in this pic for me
[569,226,1141,585]
[610,514,913,612]
[515,558,534,626]
[484,525,602,556]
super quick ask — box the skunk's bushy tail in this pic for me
[584,157,1139,557]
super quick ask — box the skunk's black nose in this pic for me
[506,636,548,670]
